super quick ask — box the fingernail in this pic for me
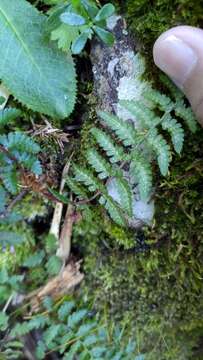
[154,35,198,87]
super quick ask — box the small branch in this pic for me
[24,261,84,314]
[57,200,74,262]
[50,153,74,239]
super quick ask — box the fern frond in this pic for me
[98,110,138,146]
[112,177,133,216]
[10,322,31,337]
[23,250,45,268]
[86,148,112,179]
[28,316,49,331]
[103,195,126,227]
[0,108,22,128]
[12,151,42,175]
[147,129,171,176]
[67,309,88,328]
[73,164,104,193]
[162,114,184,154]
[58,301,75,321]
[130,154,153,200]
[120,100,159,128]
[43,324,62,346]
[144,89,173,112]
[1,170,18,194]
[175,101,197,133]
[66,177,88,199]
[91,128,125,163]
[159,74,183,101]
[2,132,40,154]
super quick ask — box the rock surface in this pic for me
[90,15,155,227]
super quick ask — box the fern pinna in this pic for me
[67,75,197,227]
[0,296,144,360]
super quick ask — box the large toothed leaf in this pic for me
[0,0,76,118]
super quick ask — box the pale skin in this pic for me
[153,26,203,128]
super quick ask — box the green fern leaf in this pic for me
[10,322,31,337]
[103,196,126,227]
[162,114,184,154]
[120,100,159,129]
[73,164,105,193]
[159,74,183,101]
[63,341,82,360]
[28,315,49,331]
[175,101,197,133]
[83,334,99,347]
[58,301,75,321]
[43,324,62,346]
[144,89,173,112]
[86,148,112,179]
[1,170,18,194]
[98,110,138,146]
[76,322,97,337]
[147,129,171,176]
[66,177,88,199]
[130,155,153,200]
[67,309,88,328]
[6,132,40,154]
[0,108,22,128]
[113,177,133,216]
[91,128,125,163]
[35,340,46,360]
[0,0,76,118]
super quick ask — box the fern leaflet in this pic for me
[162,114,184,154]
[130,154,153,201]
[98,110,138,146]
[91,128,125,163]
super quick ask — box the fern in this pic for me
[0,129,42,196]
[65,70,197,226]
[91,128,125,163]
[98,110,138,146]
[1,296,144,360]
[161,114,184,154]
[147,129,171,176]
[0,108,22,129]
[86,148,112,179]
[130,154,152,201]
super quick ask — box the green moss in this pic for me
[113,0,203,80]
[73,127,203,359]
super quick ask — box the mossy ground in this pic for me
[71,1,203,359]
[0,1,203,359]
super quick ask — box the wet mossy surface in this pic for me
[0,1,202,359]
[70,2,203,358]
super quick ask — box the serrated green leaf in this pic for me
[0,0,76,118]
